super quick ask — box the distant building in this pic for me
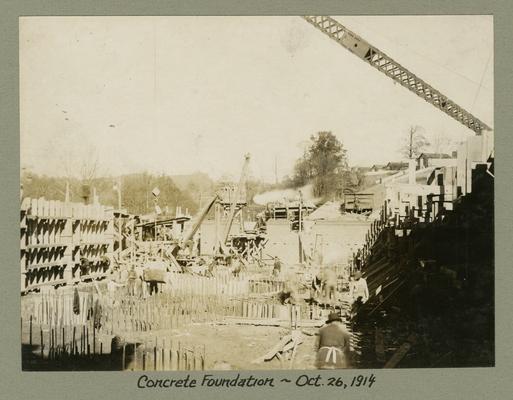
[416,153,453,169]
[370,164,385,172]
[384,162,409,171]
[361,162,409,188]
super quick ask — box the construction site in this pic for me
[20,16,494,371]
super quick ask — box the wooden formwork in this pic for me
[20,197,114,292]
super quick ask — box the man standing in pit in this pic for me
[273,256,282,277]
[282,275,300,329]
[316,312,351,369]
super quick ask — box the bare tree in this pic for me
[79,145,100,184]
[58,143,102,202]
[400,125,430,159]
[60,143,101,183]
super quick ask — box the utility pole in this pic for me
[152,187,161,241]
[409,126,415,159]
[274,155,278,185]
[298,190,303,264]
[65,181,70,203]
[116,177,122,256]
[298,190,303,234]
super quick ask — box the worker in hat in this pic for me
[316,311,351,369]
[350,271,369,305]
[272,256,282,277]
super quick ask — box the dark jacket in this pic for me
[316,322,351,369]
[318,323,351,351]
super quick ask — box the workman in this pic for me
[350,271,369,304]
[311,269,323,298]
[282,276,301,329]
[282,277,299,305]
[148,280,159,296]
[354,249,363,270]
[127,265,137,296]
[323,267,338,301]
[80,257,90,277]
[316,312,351,369]
[273,257,282,277]
[232,258,242,277]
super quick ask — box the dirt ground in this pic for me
[120,322,319,370]
[182,323,319,370]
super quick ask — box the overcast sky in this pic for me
[20,16,493,182]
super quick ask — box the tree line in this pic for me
[285,126,454,201]
[21,172,199,217]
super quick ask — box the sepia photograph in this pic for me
[19,15,494,372]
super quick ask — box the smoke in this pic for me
[322,247,348,265]
[252,183,319,206]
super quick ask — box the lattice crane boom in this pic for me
[302,16,491,135]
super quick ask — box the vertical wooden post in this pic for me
[86,326,90,356]
[50,327,54,360]
[154,343,157,371]
[121,342,126,370]
[72,326,76,356]
[177,342,181,370]
[40,326,44,358]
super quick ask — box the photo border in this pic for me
[1,1,512,399]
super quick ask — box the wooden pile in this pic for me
[22,315,105,361]
[248,278,284,294]
[125,339,205,371]
[168,274,250,297]
[21,316,205,371]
